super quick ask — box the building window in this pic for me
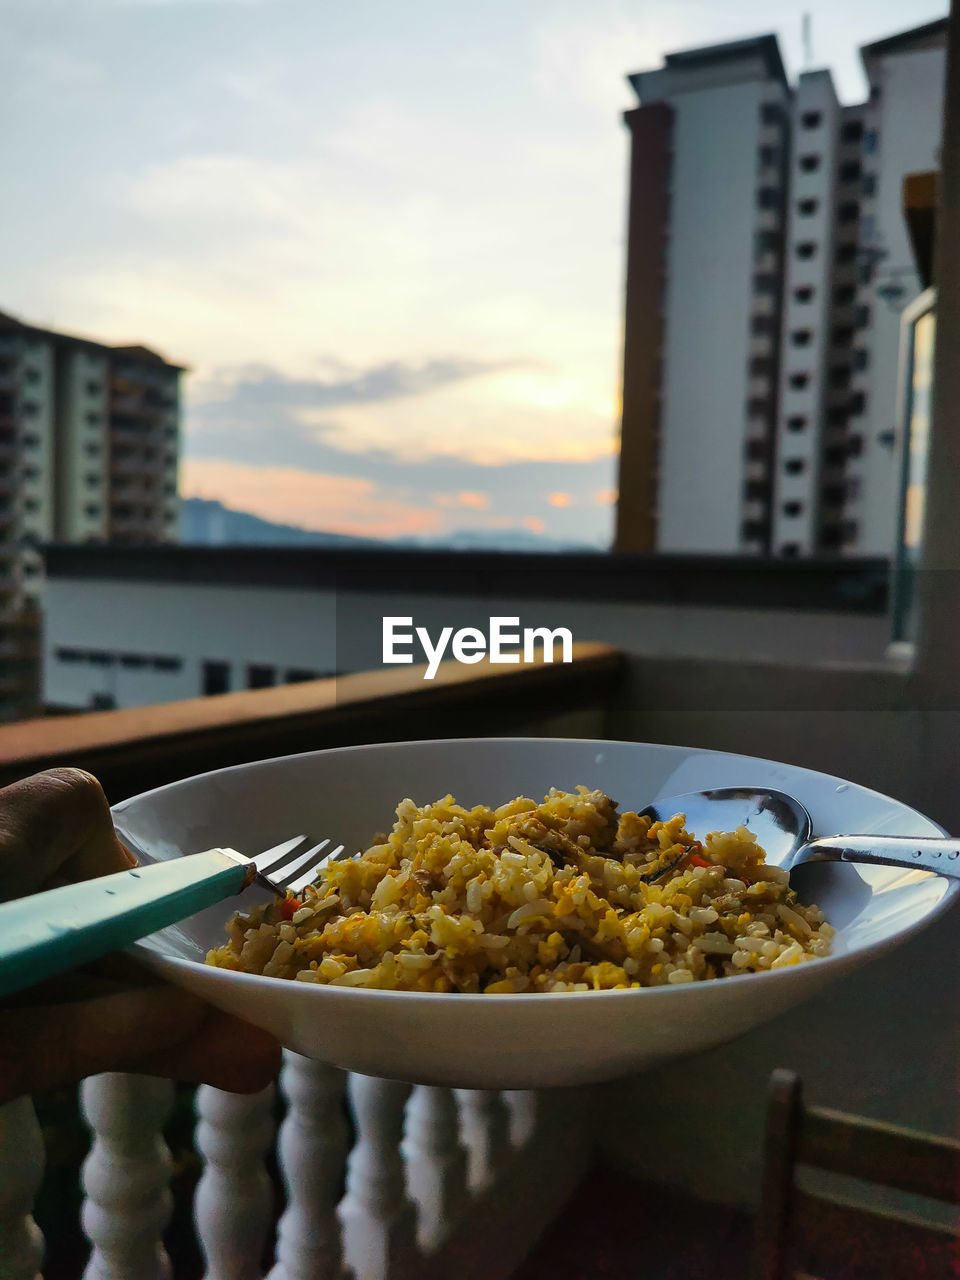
[56,647,83,663]
[797,198,818,216]
[761,103,782,126]
[783,500,803,517]
[853,347,869,371]
[741,518,769,540]
[88,651,114,667]
[755,229,782,255]
[847,434,864,457]
[23,497,39,513]
[824,445,847,467]
[745,439,770,462]
[841,119,864,143]
[788,372,810,390]
[153,655,182,672]
[744,479,768,501]
[21,402,39,418]
[849,392,867,415]
[22,465,40,480]
[839,161,861,183]
[85,443,101,456]
[750,356,774,376]
[838,202,859,223]
[780,543,800,557]
[862,173,877,197]
[247,663,276,689]
[787,415,807,432]
[799,154,821,173]
[752,315,774,336]
[756,187,780,210]
[855,304,871,328]
[835,284,856,306]
[827,406,849,427]
[759,145,779,166]
[24,368,40,386]
[791,329,813,347]
[822,484,845,505]
[832,325,854,346]
[120,654,147,668]
[85,474,100,487]
[793,285,814,304]
[86,411,101,426]
[784,458,806,475]
[753,273,779,294]
[800,110,822,129]
[19,532,39,549]
[747,395,773,417]
[796,241,817,260]
[829,366,851,389]
[86,380,102,396]
[203,661,231,696]
[836,243,856,264]
[286,668,319,683]
[863,129,878,154]
[84,504,100,518]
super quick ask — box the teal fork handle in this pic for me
[0,849,250,999]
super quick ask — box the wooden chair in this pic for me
[753,1069,960,1280]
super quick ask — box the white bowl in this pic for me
[117,738,956,1088]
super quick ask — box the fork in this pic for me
[0,833,351,1000]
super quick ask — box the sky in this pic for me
[0,0,946,547]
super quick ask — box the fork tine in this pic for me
[270,840,332,891]
[287,845,346,894]
[251,835,310,875]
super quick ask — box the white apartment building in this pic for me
[615,19,946,559]
[0,311,183,717]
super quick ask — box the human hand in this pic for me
[0,768,281,1104]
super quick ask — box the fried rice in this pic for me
[205,787,834,992]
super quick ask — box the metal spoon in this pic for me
[640,788,960,881]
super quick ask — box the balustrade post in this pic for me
[402,1086,468,1252]
[454,1089,512,1195]
[267,1053,348,1280]
[80,1074,174,1280]
[194,1084,275,1280]
[0,1097,45,1280]
[338,1074,416,1280]
[502,1090,538,1148]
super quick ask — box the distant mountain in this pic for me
[180,496,600,553]
[181,498,374,547]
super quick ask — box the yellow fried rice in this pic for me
[206,787,834,992]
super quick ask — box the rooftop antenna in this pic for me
[801,12,813,69]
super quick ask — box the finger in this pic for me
[0,768,135,901]
[0,985,207,1104]
[134,1009,282,1094]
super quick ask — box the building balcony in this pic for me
[2,537,960,1276]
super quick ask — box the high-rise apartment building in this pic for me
[0,310,182,717]
[615,19,947,559]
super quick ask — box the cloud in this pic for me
[200,356,520,411]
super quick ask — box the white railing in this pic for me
[0,1059,594,1280]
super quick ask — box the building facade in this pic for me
[615,20,947,559]
[0,311,182,717]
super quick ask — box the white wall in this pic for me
[658,80,782,553]
[42,573,890,710]
[44,579,338,708]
